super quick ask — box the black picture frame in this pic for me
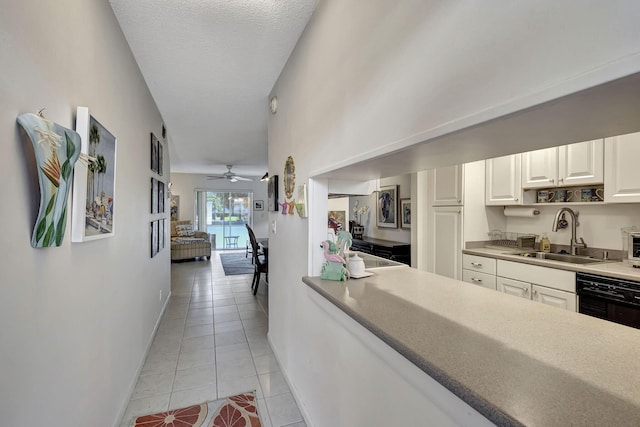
[158,181,165,213]
[268,175,279,211]
[158,141,163,176]
[150,133,159,173]
[151,178,158,214]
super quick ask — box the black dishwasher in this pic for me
[576,272,640,329]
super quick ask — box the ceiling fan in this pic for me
[206,165,252,183]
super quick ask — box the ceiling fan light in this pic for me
[261,172,269,181]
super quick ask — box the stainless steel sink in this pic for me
[516,251,604,264]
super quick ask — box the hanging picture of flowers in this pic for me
[71,106,117,242]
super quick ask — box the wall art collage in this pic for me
[150,131,167,258]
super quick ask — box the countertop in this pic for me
[463,246,640,282]
[302,267,640,426]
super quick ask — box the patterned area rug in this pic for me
[219,252,254,275]
[131,392,262,427]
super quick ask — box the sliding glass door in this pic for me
[195,191,252,250]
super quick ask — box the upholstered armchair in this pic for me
[170,220,214,261]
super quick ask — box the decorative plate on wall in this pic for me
[284,155,295,199]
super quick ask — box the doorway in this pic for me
[195,191,252,250]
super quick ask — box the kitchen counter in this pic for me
[463,246,640,282]
[302,267,640,427]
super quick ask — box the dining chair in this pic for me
[246,224,267,295]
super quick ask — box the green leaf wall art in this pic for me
[17,113,81,248]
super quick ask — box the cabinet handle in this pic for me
[471,262,483,268]
[523,288,529,293]
[471,278,483,283]
[514,198,519,202]
[549,179,554,183]
[533,289,538,295]
[559,178,564,183]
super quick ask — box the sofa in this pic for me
[170,220,215,261]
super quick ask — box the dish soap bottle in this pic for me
[540,234,551,253]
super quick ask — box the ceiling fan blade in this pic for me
[233,176,253,181]
[206,175,225,180]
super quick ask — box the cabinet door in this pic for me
[604,132,640,203]
[485,154,523,205]
[496,277,531,299]
[430,206,462,280]
[532,285,577,312]
[432,165,463,206]
[522,147,558,189]
[462,269,496,290]
[558,139,604,187]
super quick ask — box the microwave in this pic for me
[629,232,640,267]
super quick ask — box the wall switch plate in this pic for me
[272,220,277,234]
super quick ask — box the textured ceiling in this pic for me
[109,0,317,177]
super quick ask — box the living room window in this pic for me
[194,190,253,249]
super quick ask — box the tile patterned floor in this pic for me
[120,251,305,427]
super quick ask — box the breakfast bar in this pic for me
[302,264,640,426]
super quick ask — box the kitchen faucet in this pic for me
[551,207,587,255]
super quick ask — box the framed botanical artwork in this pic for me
[400,198,411,229]
[376,185,398,228]
[150,220,158,258]
[71,106,117,242]
[268,175,279,211]
[150,133,158,173]
[254,200,264,211]
[158,181,165,213]
[295,183,308,218]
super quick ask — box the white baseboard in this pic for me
[267,332,314,427]
[114,291,172,427]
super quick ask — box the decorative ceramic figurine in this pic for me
[336,230,353,259]
[279,200,289,215]
[320,240,349,281]
[17,112,81,247]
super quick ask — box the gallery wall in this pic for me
[0,1,169,426]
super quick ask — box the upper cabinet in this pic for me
[522,140,604,189]
[604,132,640,203]
[432,164,463,206]
[485,154,522,205]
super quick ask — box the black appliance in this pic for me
[576,272,640,329]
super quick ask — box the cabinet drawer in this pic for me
[496,276,531,299]
[497,260,575,293]
[462,254,496,275]
[462,269,497,290]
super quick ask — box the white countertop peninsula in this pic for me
[302,266,640,426]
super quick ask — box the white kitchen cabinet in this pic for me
[522,147,558,189]
[432,165,463,206]
[430,206,462,280]
[496,276,531,299]
[532,285,577,312]
[522,140,604,189]
[604,132,640,203]
[462,269,497,290]
[462,254,496,275]
[485,154,523,205]
[558,139,604,187]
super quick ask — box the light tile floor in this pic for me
[120,251,305,427]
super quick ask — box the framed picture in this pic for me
[151,178,158,214]
[71,107,117,242]
[376,185,398,228]
[170,195,180,221]
[158,141,163,176]
[159,219,165,251]
[254,200,264,211]
[328,210,346,233]
[158,181,165,213]
[268,175,279,212]
[400,198,411,229]
[150,220,158,258]
[150,133,159,173]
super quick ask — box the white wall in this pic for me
[170,172,269,239]
[268,1,640,426]
[0,2,169,426]
[463,161,507,243]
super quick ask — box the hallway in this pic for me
[120,251,304,427]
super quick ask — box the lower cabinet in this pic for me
[532,284,577,311]
[496,277,531,299]
[462,254,578,312]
